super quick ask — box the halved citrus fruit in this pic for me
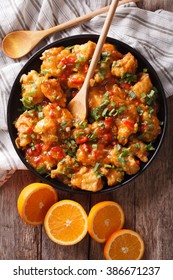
[104,229,145,260]
[88,201,125,243]
[44,200,88,245]
[17,182,58,226]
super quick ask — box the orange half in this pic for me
[88,201,125,243]
[104,229,145,260]
[17,182,58,226]
[44,200,88,245]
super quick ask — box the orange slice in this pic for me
[88,201,124,243]
[44,200,88,245]
[104,229,145,260]
[17,182,58,226]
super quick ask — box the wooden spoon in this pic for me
[2,0,139,59]
[67,0,119,121]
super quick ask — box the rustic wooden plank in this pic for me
[0,170,42,260]
[134,96,173,260]
[137,0,173,12]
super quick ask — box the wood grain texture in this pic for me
[137,0,173,12]
[0,0,173,260]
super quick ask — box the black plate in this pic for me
[7,34,167,194]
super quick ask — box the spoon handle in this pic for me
[41,0,139,37]
[82,0,119,90]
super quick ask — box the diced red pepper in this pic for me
[34,156,41,164]
[120,82,131,90]
[49,108,55,118]
[76,136,88,144]
[61,74,67,82]
[69,76,84,85]
[105,117,114,129]
[26,127,33,134]
[123,119,134,129]
[61,56,75,65]
[103,133,112,141]
[50,146,65,159]
[93,150,101,158]
[27,144,42,157]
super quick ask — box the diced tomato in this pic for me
[123,119,134,129]
[120,82,131,90]
[136,160,140,165]
[76,136,88,144]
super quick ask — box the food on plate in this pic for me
[17,182,58,225]
[88,201,124,243]
[104,229,145,260]
[15,40,161,192]
[44,200,88,245]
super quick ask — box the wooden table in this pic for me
[0,0,173,260]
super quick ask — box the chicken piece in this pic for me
[110,84,127,100]
[131,73,153,103]
[71,167,103,192]
[76,143,109,167]
[101,167,124,186]
[111,52,138,77]
[41,78,66,106]
[20,70,44,108]
[51,155,78,185]
[101,43,123,62]
[73,41,96,61]
[42,103,73,127]
[40,47,70,77]
[15,110,38,147]
[109,147,140,175]
[140,109,161,142]
[115,103,139,145]
[34,104,73,143]
[67,72,85,89]
[128,136,149,162]
[33,117,58,144]
[88,86,105,109]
